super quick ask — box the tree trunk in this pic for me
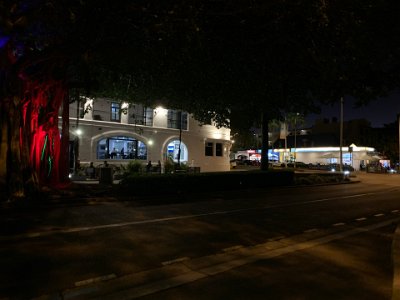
[59,90,70,183]
[0,98,26,200]
[1,41,67,200]
[260,111,270,171]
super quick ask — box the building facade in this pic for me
[64,98,231,172]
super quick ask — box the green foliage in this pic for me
[119,170,295,196]
[126,160,143,174]
[295,173,344,185]
[164,159,175,174]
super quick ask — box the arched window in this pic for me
[166,140,188,163]
[97,136,147,160]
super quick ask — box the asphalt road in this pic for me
[1,172,400,299]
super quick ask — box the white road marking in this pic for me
[304,228,318,233]
[268,235,286,242]
[75,273,116,287]
[374,213,385,217]
[0,191,389,241]
[333,222,345,226]
[356,217,367,221]
[222,245,244,252]
[58,217,400,300]
[393,210,399,213]
[162,257,190,266]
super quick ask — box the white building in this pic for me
[64,98,231,172]
[235,145,383,171]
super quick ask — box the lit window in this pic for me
[97,136,147,160]
[143,107,153,126]
[166,140,188,162]
[167,110,188,130]
[111,102,120,121]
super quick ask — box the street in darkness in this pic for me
[1,172,400,299]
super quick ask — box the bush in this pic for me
[294,173,345,185]
[164,160,175,174]
[119,170,295,196]
[126,160,143,174]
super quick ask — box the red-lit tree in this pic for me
[2,0,400,200]
[0,1,203,200]
[0,1,94,200]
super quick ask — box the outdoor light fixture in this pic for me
[76,129,82,136]
[148,140,154,146]
[154,106,167,116]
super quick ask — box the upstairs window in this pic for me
[167,110,188,130]
[111,102,120,121]
[216,143,223,156]
[143,107,153,126]
[205,142,213,156]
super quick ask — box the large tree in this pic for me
[2,0,400,200]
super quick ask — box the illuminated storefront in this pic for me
[235,145,380,171]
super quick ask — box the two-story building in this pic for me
[64,97,231,172]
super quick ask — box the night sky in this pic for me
[306,91,400,128]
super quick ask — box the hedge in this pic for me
[119,170,295,196]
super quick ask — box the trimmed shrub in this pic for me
[126,160,143,174]
[119,170,295,196]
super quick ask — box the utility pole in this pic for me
[294,112,299,168]
[339,97,344,172]
[74,91,80,175]
[177,111,182,165]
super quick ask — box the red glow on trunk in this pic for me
[21,80,65,185]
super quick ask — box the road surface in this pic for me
[0,172,399,299]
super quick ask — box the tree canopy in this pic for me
[1,0,400,198]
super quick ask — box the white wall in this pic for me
[63,99,231,172]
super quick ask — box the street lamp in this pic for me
[294,112,299,168]
[339,97,344,172]
[73,128,82,175]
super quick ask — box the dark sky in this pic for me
[306,91,400,128]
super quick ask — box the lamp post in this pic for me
[339,97,344,172]
[294,112,299,168]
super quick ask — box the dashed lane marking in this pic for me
[333,222,345,227]
[162,257,190,266]
[374,213,385,217]
[304,228,318,233]
[0,191,389,242]
[268,235,286,242]
[75,274,116,287]
[356,217,367,221]
[57,217,400,300]
[222,245,244,252]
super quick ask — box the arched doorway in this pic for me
[166,140,188,163]
[97,136,147,160]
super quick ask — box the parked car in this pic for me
[326,164,354,172]
[285,162,309,169]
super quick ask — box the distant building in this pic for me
[267,118,382,170]
[62,98,231,172]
